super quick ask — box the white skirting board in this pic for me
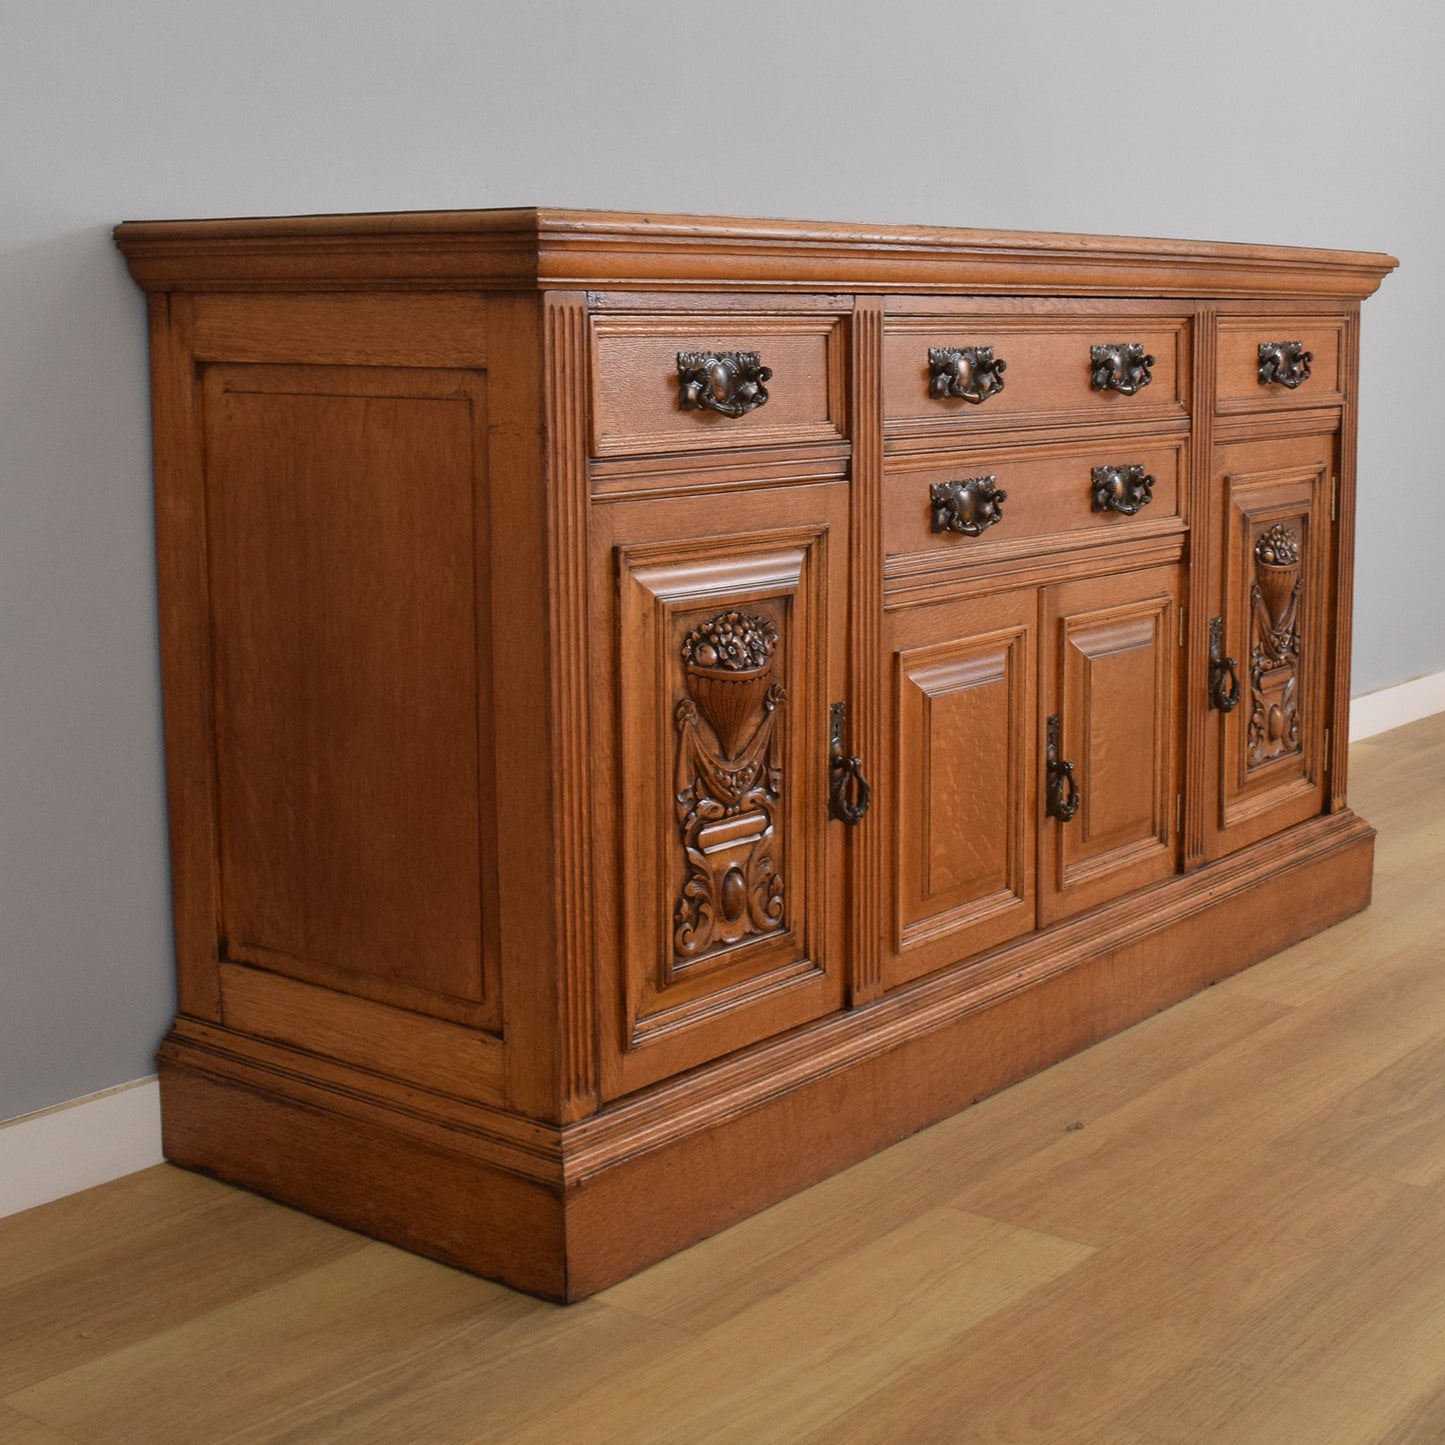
[4,669,1442,1221]
[1350,669,1445,742]
[0,1076,163,1219]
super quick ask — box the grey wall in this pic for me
[2,0,1439,1122]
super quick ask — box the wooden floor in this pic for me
[3,715,1443,1445]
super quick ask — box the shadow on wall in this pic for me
[0,223,175,1122]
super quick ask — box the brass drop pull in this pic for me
[1091,463,1154,516]
[930,475,1007,536]
[677,350,772,417]
[1258,340,1312,389]
[828,701,871,826]
[1090,342,1154,395]
[1208,616,1242,713]
[1045,714,1081,823]
[928,345,1007,404]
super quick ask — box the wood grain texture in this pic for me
[122,213,1391,1299]
[883,432,1186,562]
[847,298,885,1003]
[1215,313,1346,413]
[883,311,1190,438]
[202,362,495,1023]
[590,312,846,457]
[113,208,1399,298]
[147,292,222,1022]
[0,1408,74,1445]
[5,717,1441,1443]
[0,1168,363,1397]
[544,293,600,1118]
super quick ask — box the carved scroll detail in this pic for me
[1248,523,1303,767]
[673,611,787,960]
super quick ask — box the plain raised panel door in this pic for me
[883,588,1039,988]
[1038,565,1183,926]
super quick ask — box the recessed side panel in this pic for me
[884,589,1038,988]
[202,363,499,1028]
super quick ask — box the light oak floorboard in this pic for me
[2,715,1442,1444]
[509,1209,1092,1445]
[801,1158,1405,1444]
[1121,1186,1445,1444]
[603,980,1290,1334]
[0,1406,75,1445]
[0,1168,364,1396]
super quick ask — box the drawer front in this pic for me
[590,314,847,458]
[883,315,1190,436]
[885,436,1185,563]
[1215,316,1345,413]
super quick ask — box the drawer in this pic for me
[1215,315,1345,413]
[590,313,847,459]
[884,436,1185,563]
[883,314,1190,437]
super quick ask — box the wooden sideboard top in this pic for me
[114,207,1399,299]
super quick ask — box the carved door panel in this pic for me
[1204,433,1334,860]
[1038,565,1182,927]
[882,589,1038,988]
[593,483,848,1098]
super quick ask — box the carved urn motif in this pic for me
[1248,523,1303,764]
[680,611,779,759]
[673,610,787,960]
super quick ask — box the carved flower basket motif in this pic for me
[684,662,776,760]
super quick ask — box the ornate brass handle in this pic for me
[1091,342,1154,395]
[1208,616,1242,713]
[1091,464,1155,516]
[928,346,1007,404]
[828,701,871,826]
[1045,714,1081,823]
[677,350,772,417]
[930,475,1007,536]
[1258,341,1312,389]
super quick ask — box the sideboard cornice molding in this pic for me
[115,207,1399,299]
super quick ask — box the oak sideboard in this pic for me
[115,209,1397,1300]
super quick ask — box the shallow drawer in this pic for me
[1215,315,1345,413]
[590,314,847,459]
[884,436,1185,562]
[883,315,1190,437]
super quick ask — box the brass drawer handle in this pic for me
[928,346,1007,404]
[1091,342,1154,395]
[1258,340,1312,389]
[930,475,1007,536]
[1208,616,1242,713]
[677,350,772,417]
[828,702,871,826]
[1045,714,1081,823]
[1091,463,1155,516]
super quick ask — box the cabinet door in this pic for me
[593,483,848,1098]
[1204,432,1333,860]
[1039,565,1182,926]
[883,589,1038,988]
